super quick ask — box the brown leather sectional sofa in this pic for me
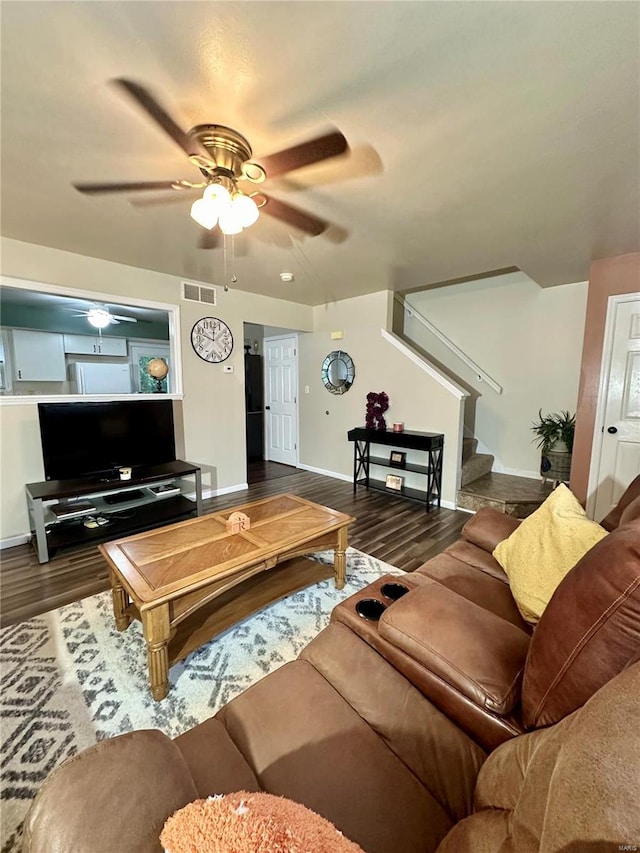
[23,479,640,853]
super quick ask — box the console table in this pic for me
[26,460,202,563]
[347,428,444,511]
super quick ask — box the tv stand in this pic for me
[25,460,203,563]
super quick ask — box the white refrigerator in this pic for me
[70,362,132,394]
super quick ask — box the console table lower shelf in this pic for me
[348,427,444,511]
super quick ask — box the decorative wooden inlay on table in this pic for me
[99,493,354,700]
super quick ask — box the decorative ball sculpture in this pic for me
[160,792,365,853]
[365,391,389,430]
[146,358,169,393]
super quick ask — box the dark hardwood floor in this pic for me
[0,469,470,627]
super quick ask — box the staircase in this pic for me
[460,437,494,487]
[459,437,552,518]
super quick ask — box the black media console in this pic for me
[25,460,203,563]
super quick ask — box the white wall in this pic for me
[0,237,312,540]
[405,271,588,477]
[298,291,465,507]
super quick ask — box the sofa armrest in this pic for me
[378,582,530,715]
[462,507,521,554]
[23,730,198,853]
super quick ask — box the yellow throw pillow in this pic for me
[493,484,608,624]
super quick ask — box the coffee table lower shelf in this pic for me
[122,556,333,671]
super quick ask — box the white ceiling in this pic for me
[1,1,638,306]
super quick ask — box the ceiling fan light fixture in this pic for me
[190,196,219,230]
[232,193,259,227]
[218,207,244,235]
[203,183,231,206]
[87,307,112,329]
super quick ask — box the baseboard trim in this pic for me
[297,464,352,483]
[490,464,541,481]
[0,533,31,550]
[198,483,248,501]
[441,499,459,511]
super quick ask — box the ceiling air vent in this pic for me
[182,281,217,306]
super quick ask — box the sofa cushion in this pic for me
[493,484,608,623]
[600,474,640,531]
[300,623,486,824]
[460,506,521,554]
[378,581,531,715]
[522,522,640,728]
[174,716,262,797]
[216,658,455,853]
[620,494,640,527]
[416,550,531,632]
[22,730,198,853]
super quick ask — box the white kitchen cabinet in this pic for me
[63,334,127,356]
[12,330,66,381]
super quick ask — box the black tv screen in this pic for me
[38,400,176,481]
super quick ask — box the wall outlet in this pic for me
[223,365,234,373]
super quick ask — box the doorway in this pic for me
[588,294,640,519]
[243,324,299,484]
[264,335,299,468]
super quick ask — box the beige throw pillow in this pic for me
[493,484,608,623]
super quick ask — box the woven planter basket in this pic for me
[540,449,572,482]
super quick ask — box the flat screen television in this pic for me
[37,400,176,481]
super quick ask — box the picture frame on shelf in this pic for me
[385,473,404,492]
[389,450,406,468]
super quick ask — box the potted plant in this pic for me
[531,409,576,482]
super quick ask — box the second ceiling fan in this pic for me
[74,79,349,244]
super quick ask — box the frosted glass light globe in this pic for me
[203,183,231,209]
[190,197,219,230]
[232,193,259,227]
[218,208,244,235]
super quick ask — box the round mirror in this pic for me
[321,350,355,395]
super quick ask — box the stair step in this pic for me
[460,452,494,487]
[462,436,478,462]
[457,472,553,518]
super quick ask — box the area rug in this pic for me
[0,547,401,853]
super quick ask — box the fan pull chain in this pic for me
[222,235,238,292]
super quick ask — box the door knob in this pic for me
[607,426,618,434]
[265,405,271,410]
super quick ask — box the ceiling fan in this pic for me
[69,304,138,329]
[73,79,349,242]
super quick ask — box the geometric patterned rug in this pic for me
[0,548,402,853]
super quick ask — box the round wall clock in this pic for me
[190,317,234,363]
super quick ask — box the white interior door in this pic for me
[591,295,640,520]
[264,336,298,466]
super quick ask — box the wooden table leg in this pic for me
[334,526,348,590]
[142,604,171,701]
[110,569,132,632]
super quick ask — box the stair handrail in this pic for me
[394,293,503,395]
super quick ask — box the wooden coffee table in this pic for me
[99,493,354,700]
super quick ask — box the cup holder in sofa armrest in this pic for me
[380,582,410,601]
[378,581,531,715]
[355,598,388,621]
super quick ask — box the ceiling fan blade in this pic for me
[199,229,223,250]
[112,78,210,161]
[111,315,138,323]
[261,194,329,237]
[256,130,348,179]
[129,190,198,207]
[109,318,121,324]
[74,180,181,195]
